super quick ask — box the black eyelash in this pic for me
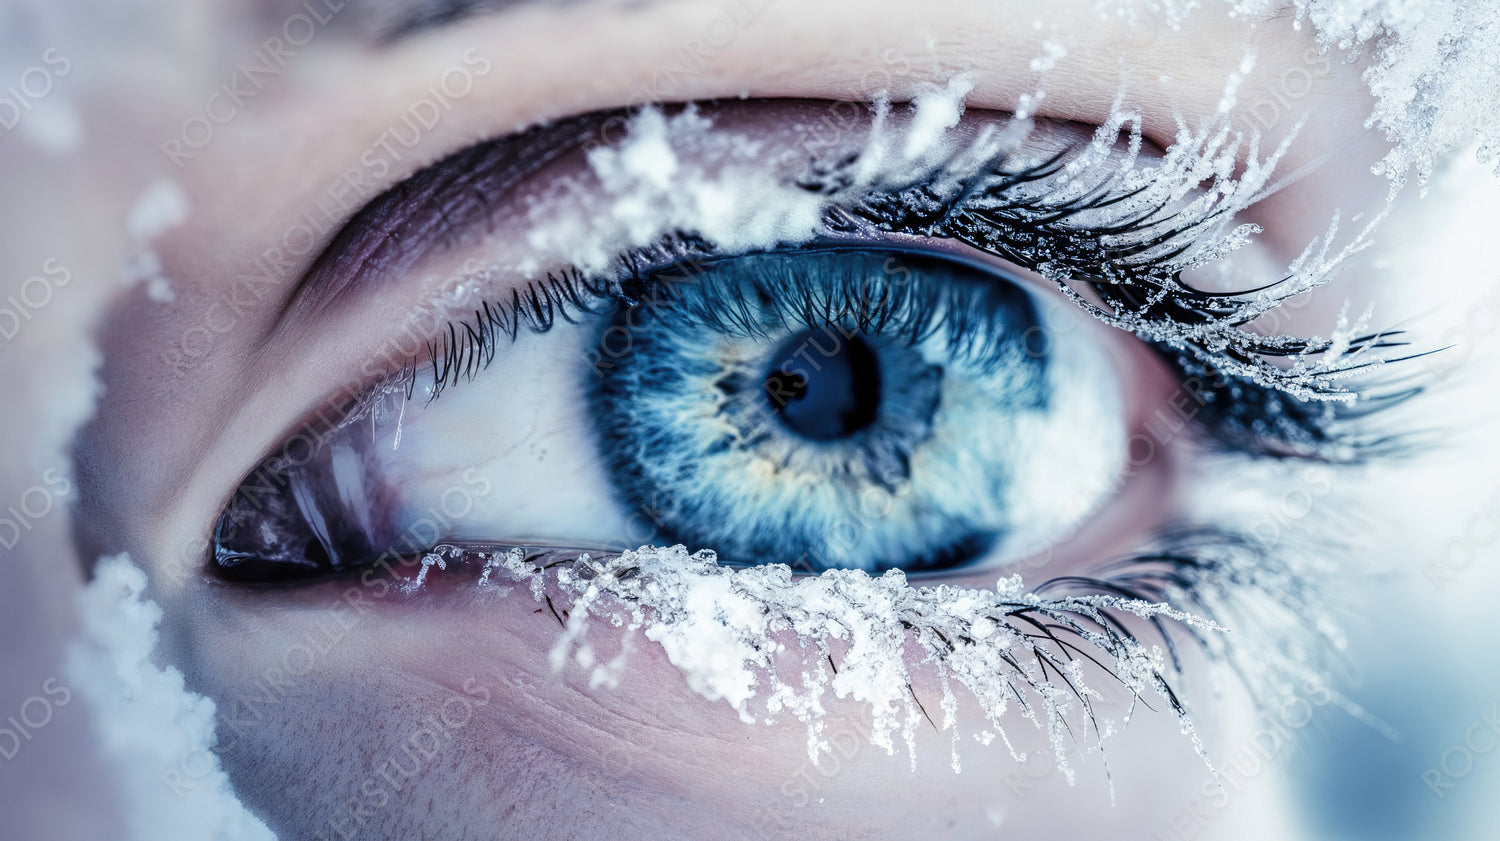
[416,265,614,399]
[408,140,1416,462]
[832,149,1417,394]
[1157,351,1428,461]
[821,151,1429,462]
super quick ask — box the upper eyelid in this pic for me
[272,101,1087,345]
[269,98,1407,431]
[263,96,1317,352]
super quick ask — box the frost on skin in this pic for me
[525,105,832,275]
[902,76,976,160]
[19,97,83,153]
[121,178,189,302]
[65,555,276,841]
[1287,0,1500,188]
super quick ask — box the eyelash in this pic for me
[405,519,1340,774]
[403,145,1411,465]
[410,263,608,400]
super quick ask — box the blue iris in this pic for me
[586,249,1049,573]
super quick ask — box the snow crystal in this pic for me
[902,76,974,160]
[1282,0,1500,189]
[1175,0,1500,190]
[19,97,83,153]
[535,105,830,273]
[122,178,189,301]
[125,179,188,242]
[1103,1,1499,187]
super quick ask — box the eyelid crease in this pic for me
[265,110,622,347]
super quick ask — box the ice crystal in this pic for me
[1286,0,1500,189]
[1177,0,1500,189]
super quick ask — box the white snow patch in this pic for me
[19,97,83,153]
[903,76,974,160]
[121,179,189,299]
[64,554,276,841]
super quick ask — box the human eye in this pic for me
[198,94,1402,766]
[210,229,1134,580]
[53,4,1497,841]
[198,105,1187,581]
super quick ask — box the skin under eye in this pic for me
[211,245,1133,581]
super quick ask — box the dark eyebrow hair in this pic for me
[249,0,587,45]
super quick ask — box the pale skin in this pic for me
[0,1,1474,839]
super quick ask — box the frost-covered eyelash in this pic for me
[838,149,1411,395]
[397,524,1344,779]
[405,146,1409,464]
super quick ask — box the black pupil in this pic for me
[763,327,881,441]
